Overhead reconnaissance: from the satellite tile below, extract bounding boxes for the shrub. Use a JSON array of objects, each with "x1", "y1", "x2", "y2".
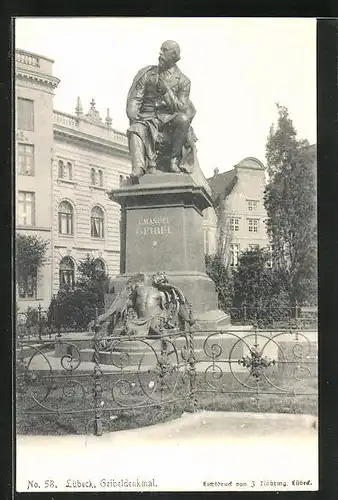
[
  {"x1": 205, "y1": 254, "x2": 233, "y2": 311},
  {"x1": 48, "y1": 256, "x2": 111, "y2": 331}
]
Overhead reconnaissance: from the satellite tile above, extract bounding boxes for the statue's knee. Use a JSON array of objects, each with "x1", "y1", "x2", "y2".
[{"x1": 176, "y1": 113, "x2": 190, "y2": 126}]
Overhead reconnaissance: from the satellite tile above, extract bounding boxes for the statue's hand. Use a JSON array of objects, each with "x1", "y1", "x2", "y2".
[{"x1": 129, "y1": 113, "x2": 139, "y2": 124}]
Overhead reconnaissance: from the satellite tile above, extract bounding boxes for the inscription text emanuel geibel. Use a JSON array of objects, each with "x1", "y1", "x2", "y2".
[{"x1": 136, "y1": 216, "x2": 172, "y2": 236}]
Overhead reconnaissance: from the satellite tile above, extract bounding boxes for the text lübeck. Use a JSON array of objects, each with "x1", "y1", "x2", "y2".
[{"x1": 65, "y1": 479, "x2": 96, "y2": 488}]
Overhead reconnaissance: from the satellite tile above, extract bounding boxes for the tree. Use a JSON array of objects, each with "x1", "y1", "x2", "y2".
[
  {"x1": 16, "y1": 234, "x2": 49, "y2": 298},
  {"x1": 205, "y1": 254, "x2": 234, "y2": 312},
  {"x1": 76, "y1": 256, "x2": 110, "y2": 304},
  {"x1": 232, "y1": 247, "x2": 291, "y2": 324},
  {"x1": 264, "y1": 104, "x2": 317, "y2": 306},
  {"x1": 48, "y1": 256, "x2": 111, "y2": 331}
]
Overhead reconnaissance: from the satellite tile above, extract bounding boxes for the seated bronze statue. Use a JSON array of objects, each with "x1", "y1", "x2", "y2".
[{"x1": 126, "y1": 40, "x2": 198, "y2": 179}]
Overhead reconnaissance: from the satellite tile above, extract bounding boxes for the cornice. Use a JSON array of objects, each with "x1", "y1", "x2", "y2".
[
  {"x1": 16, "y1": 68, "x2": 60, "y2": 89},
  {"x1": 53, "y1": 125, "x2": 130, "y2": 159}
]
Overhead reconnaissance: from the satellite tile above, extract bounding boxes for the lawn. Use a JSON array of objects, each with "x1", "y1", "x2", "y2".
[{"x1": 16, "y1": 359, "x2": 317, "y2": 436}]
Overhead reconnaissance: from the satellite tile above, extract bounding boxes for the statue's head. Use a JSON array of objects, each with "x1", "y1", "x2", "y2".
[
  {"x1": 158, "y1": 40, "x2": 181, "y2": 70},
  {"x1": 152, "y1": 271, "x2": 168, "y2": 287}
]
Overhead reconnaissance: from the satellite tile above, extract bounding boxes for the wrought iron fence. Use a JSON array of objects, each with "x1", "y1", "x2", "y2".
[
  {"x1": 16, "y1": 317, "x2": 318, "y2": 436},
  {"x1": 16, "y1": 303, "x2": 56, "y2": 340},
  {"x1": 229, "y1": 305, "x2": 318, "y2": 329}
]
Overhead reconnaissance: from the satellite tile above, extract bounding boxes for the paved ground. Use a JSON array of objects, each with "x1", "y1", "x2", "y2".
[{"x1": 17, "y1": 411, "x2": 318, "y2": 492}]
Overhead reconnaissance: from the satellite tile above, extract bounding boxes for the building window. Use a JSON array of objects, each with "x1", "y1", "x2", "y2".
[
  {"x1": 90, "y1": 167, "x2": 103, "y2": 186},
  {"x1": 58, "y1": 160, "x2": 73, "y2": 180},
  {"x1": 58, "y1": 160, "x2": 65, "y2": 178},
  {"x1": 91, "y1": 168, "x2": 96, "y2": 185},
  {"x1": 230, "y1": 244, "x2": 240, "y2": 267},
  {"x1": 17, "y1": 191, "x2": 35, "y2": 226},
  {"x1": 98, "y1": 170, "x2": 103, "y2": 186},
  {"x1": 59, "y1": 257, "x2": 75, "y2": 288},
  {"x1": 229, "y1": 218, "x2": 240, "y2": 231},
  {"x1": 18, "y1": 143, "x2": 34, "y2": 175},
  {"x1": 58, "y1": 201, "x2": 74, "y2": 235},
  {"x1": 17, "y1": 98, "x2": 34, "y2": 131},
  {"x1": 119, "y1": 175, "x2": 123, "y2": 187},
  {"x1": 247, "y1": 200, "x2": 258, "y2": 212},
  {"x1": 67, "y1": 162, "x2": 73, "y2": 180},
  {"x1": 91, "y1": 206, "x2": 104, "y2": 238},
  {"x1": 18, "y1": 272, "x2": 36, "y2": 299},
  {"x1": 94, "y1": 258, "x2": 106, "y2": 273},
  {"x1": 248, "y1": 218, "x2": 259, "y2": 233}
]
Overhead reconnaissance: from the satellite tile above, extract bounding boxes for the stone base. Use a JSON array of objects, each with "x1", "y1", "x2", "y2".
[
  {"x1": 53, "y1": 326, "x2": 255, "y2": 367},
  {"x1": 195, "y1": 309, "x2": 231, "y2": 330}
]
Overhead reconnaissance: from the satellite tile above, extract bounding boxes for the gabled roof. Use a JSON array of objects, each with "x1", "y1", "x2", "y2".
[{"x1": 207, "y1": 168, "x2": 237, "y2": 206}]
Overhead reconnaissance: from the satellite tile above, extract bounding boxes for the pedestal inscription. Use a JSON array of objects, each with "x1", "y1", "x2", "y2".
[{"x1": 136, "y1": 217, "x2": 172, "y2": 236}]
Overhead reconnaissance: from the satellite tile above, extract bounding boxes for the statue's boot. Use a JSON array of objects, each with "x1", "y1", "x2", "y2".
[{"x1": 169, "y1": 158, "x2": 181, "y2": 173}]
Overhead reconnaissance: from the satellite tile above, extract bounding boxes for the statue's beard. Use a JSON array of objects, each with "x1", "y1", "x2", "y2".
[{"x1": 158, "y1": 58, "x2": 175, "y2": 72}]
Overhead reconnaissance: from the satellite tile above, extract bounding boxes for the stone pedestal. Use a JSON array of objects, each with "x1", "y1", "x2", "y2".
[{"x1": 109, "y1": 173, "x2": 230, "y2": 328}]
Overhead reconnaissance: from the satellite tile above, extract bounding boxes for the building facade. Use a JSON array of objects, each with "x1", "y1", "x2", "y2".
[
  {"x1": 207, "y1": 157, "x2": 270, "y2": 266},
  {"x1": 15, "y1": 49, "x2": 131, "y2": 310},
  {"x1": 16, "y1": 50, "x2": 60, "y2": 310},
  {"x1": 52, "y1": 100, "x2": 130, "y2": 298}
]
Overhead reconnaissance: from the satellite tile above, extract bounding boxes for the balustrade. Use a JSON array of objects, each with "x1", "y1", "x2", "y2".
[{"x1": 16, "y1": 51, "x2": 40, "y2": 68}]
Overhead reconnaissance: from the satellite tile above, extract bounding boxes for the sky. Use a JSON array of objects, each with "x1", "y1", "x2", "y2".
[{"x1": 15, "y1": 17, "x2": 316, "y2": 179}]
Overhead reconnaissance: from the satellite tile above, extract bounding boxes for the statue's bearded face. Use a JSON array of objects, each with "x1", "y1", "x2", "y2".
[{"x1": 158, "y1": 41, "x2": 180, "y2": 69}]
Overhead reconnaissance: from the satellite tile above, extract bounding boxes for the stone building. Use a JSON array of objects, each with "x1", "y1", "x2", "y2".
[
  {"x1": 15, "y1": 49, "x2": 131, "y2": 310},
  {"x1": 52, "y1": 99, "x2": 130, "y2": 298},
  {"x1": 15, "y1": 50, "x2": 60, "y2": 310},
  {"x1": 206, "y1": 157, "x2": 270, "y2": 266}
]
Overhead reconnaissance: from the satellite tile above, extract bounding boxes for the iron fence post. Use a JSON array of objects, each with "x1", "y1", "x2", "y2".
[
  {"x1": 159, "y1": 337, "x2": 167, "y2": 406},
  {"x1": 38, "y1": 302, "x2": 42, "y2": 340},
  {"x1": 93, "y1": 308, "x2": 103, "y2": 436},
  {"x1": 17, "y1": 314, "x2": 27, "y2": 394},
  {"x1": 187, "y1": 315, "x2": 197, "y2": 413}
]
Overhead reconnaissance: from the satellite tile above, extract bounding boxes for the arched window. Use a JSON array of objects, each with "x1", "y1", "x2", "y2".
[
  {"x1": 91, "y1": 206, "x2": 104, "y2": 238},
  {"x1": 66, "y1": 162, "x2": 73, "y2": 180},
  {"x1": 58, "y1": 160, "x2": 65, "y2": 178},
  {"x1": 91, "y1": 168, "x2": 96, "y2": 185},
  {"x1": 98, "y1": 170, "x2": 103, "y2": 187},
  {"x1": 119, "y1": 175, "x2": 123, "y2": 187},
  {"x1": 94, "y1": 258, "x2": 106, "y2": 273},
  {"x1": 58, "y1": 201, "x2": 74, "y2": 235},
  {"x1": 59, "y1": 257, "x2": 75, "y2": 288}
]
